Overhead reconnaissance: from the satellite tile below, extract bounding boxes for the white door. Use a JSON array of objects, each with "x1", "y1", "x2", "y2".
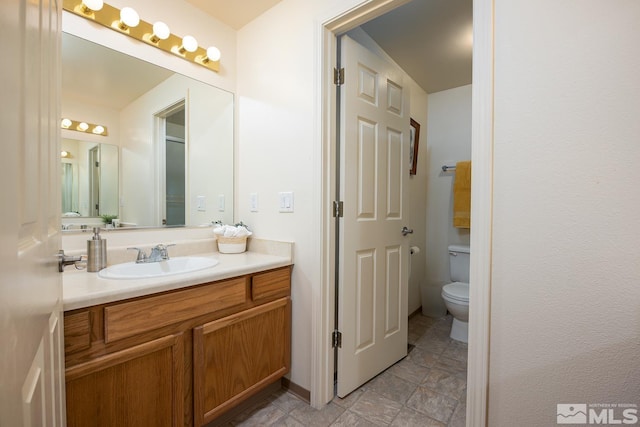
[
  {"x1": 337, "y1": 35, "x2": 410, "y2": 397},
  {"x1": 0, "y1": 0, "x2": 65, "y2": 426}
]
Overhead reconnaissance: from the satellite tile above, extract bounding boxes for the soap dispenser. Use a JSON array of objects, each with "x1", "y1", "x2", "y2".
[{"x1": 87, "y1": 227, "x2": 107, "y2": 272}]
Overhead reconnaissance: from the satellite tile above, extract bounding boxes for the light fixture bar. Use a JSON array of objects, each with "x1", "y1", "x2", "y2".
[
  {"x1": 63, "y1": 0, "x2": 220, "y2": 72},
  {"x1": 61, "y1": 118, "x2": 109, "y2": 136}
]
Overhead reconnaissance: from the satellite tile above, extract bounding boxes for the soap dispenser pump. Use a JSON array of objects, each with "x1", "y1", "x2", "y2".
[{"x1": 87, "y1": 227, "x2": 107, "y2": 272}]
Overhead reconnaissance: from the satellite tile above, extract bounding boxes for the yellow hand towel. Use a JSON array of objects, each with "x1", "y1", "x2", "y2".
[{"x1": 453, "y1": 161, "x2": 471, "y2": 229}]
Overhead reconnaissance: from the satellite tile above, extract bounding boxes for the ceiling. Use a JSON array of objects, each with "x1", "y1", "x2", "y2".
[
  {"x1": 187, "y1": 0, "x2": 472, "y2": 94},
  {"x1": 61, "y1": 0, "x2": 472, "y2": 109},
  {"x1": 184, "y1": 0, "x2": 284, "y2": 30},
  {"x1": 361, "y1": 0, "x2": 472, "y2": 94}
]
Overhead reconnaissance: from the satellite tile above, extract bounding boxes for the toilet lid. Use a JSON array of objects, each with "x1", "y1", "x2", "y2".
[{"x1": 442, "y1": 282, "x2": 469, "y2": 302}]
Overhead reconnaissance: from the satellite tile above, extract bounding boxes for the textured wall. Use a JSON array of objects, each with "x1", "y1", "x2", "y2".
[{"x1": 489, "y1": 0, "x2": 640, "y2": 424}]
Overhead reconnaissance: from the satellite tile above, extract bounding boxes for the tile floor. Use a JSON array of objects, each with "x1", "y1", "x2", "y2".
[{"x1": 222, "y1": 314, "x2": 467, "y2": 426}]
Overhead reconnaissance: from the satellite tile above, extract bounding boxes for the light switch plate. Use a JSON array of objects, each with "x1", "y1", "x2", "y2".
[
  {"x1": 278, "y1": 192, "x2": 294, "y2": 213},
  {"x1": 196, "y1": 196, "x2": 206, "y2": 212},
  {"x1": 218, "y1": 194, "x2": 225, "y2": 212},
  {"x1": 250, "y1": 193, "x2": 259, "y2": 212}
]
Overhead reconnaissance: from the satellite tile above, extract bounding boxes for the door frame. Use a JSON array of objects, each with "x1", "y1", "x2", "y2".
[{"x1": 313, "y1": 1, "x2": 494, "y2": 425}]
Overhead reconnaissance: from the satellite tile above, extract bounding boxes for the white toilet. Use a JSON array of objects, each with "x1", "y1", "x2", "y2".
[{"x1": 441, "y1": 244, "x2": 470, "y2": 343}]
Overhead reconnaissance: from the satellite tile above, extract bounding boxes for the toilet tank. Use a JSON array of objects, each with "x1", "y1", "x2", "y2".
[{"x1": 448, "y1": 244, "x2": 470, "y2": 283}]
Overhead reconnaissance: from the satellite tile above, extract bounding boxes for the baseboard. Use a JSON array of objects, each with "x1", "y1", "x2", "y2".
[
  {"x1": 204, "y1": 381, "x2": 282, "y2": 427},
  {"x1": 281, "y1": 377, "x2": 311, "y2": 403},
  {"x1": 409, "y1": 306, "x2": 423, "y2": 319}
]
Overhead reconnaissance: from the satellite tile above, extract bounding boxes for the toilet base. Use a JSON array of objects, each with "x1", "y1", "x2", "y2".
[{"x1": 450, "y1": 317, "x2": 468, "y2": 343}]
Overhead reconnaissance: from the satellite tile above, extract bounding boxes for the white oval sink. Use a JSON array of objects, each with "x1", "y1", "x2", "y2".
[{"x1": 98, "y1": 256, "x2": 218, "y2": 280}]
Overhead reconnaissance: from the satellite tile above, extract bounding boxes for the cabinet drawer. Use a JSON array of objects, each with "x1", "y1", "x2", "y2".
[
  {"x1": 104, "y1": 277, "x2": 247, "y2": 343},
  {"x1": 64, "y1": 311, "x2": 91, "y2": 354},
  {"x1": 251, "y1": 268, "x2": 290, "y2": 303}
]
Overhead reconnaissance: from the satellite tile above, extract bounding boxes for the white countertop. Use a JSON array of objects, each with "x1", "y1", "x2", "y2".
[{"x1": 63, "y1": 251, "x2": 292, "y2": 311}]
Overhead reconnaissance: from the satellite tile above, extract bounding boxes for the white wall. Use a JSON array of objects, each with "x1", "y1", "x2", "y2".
[
  {"x1": 236, "y1": 0, "x2": 373, "y2": 391},
  {"x1": 423, "y1": 85, "x2": 471, "y2": 317},
  {"x1": 489, "y1": 1, "x2": 640, "y2": 424}
]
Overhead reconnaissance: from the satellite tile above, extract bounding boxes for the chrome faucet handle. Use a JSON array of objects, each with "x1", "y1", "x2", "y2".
[
  {"x1": 127, "y1": 247, "x2": 148, "y2": 263},
  {"x1": 153, "y1": 243, "x2": 175, "y2": 260}
]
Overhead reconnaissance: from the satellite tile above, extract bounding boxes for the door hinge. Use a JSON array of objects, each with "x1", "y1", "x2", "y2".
[
  {"x1": 332, "y1": 201, "x2": 343, "y2": 218},
  {"x1": 332, "y1": 330, "x2": 342, "y2": 348},
  {"x1": 334, "y1": 67, "x2": 344, "y2": 85}
]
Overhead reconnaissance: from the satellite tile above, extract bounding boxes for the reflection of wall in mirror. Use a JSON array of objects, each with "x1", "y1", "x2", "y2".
[
  {"x1": 61, "y1": 138, "x2": 119, "y2": 218},
  {"x1": 119, "y1": 74, "x2": 233, "y2": 227}
]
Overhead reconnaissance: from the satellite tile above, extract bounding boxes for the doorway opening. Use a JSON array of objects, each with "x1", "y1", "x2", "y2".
[
  {"x1": 88, "y1": 145, "x2": 100, "y2": 217},
  {"x1": 316, "y1": 2, "x2": 492, "y2": 426},
  {"x1": 155, "y1": 101, "x2": 186, "y2": 226}
]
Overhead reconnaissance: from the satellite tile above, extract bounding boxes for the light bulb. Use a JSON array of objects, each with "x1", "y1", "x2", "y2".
[
  {"x1": 61, "y1": 151, "x2": 69, "y2": 158},
  {"x1": 181, "y1": 35, "x2": 198, "y2": 53},
  {"x1": 92, "y1": 125, "x2": 105, "y2": 135},
  {"x1": 82, "y1": 0, "x2": 103, "y2": 12},
  {"x1": 61, "y1": 118, "x2": 72, "y2": 129},
  {"x1": 205, "y1": 46, "x2": 221, "y2": 62},
  {"x1": 151, "y1": 21, "x2": 170, "y2": 42},
  {"x1": 78, "y1": 122, "x2": 89, "y2": 131},
  {"x1": 119, "y1": 7, "x2": 140, "y2": 29}
]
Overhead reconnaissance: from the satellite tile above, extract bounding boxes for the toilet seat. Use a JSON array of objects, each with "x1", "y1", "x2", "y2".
[{"x1": 442, "y1": 282, "x2": 469, "y2": 304}]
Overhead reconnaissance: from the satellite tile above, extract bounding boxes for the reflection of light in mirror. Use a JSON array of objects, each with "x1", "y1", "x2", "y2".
[{"x1": 60, "y1": 117, "x2": 109, "y2": 136}]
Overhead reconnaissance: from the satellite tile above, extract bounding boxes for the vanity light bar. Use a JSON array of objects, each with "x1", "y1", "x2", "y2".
[
  {"x1": 63, "y1": 0, "x2": 220, "y2": 72},
  {"x1": 61, "y1": 118, "x2": 109, "y2": 136}
]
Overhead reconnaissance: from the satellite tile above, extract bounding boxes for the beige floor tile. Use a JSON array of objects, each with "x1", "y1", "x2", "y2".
[
  {"x1": 331, "y1": 410, "x2": 380, "y2": 426},
  {"x1": 422, "y1": 368, "x2": 467, "y2": 400},
  {"x1": 386, "y1": 357, "x2": 430, "y2": 384},
  {"x1": 390, "y1": 406, "x2": 446, "y2": 427},
  {"x1": 288, "y1": 401, "x2": 344, "y2": 426},
  {"x1": 349, "y1": 390, "x2": 403, "y2": 425},
  {"x1": 406, "y1": 386, "x2": 458, "y2": 424},
  {"x1": 367, "y1": 371, "x2": 418, "y2": 404}
]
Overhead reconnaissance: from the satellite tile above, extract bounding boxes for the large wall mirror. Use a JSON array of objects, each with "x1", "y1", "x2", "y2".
[{"x1": 61, "y1": 32, "x2": 234, "y2": 229}]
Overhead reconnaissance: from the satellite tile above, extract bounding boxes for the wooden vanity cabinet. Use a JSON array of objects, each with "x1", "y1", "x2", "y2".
[
  {"x1": 65, "y1": 333, "x2": 184, "y2": 427},
  {"x1": 63, "y1": 266, "x2": 292, "y2": 427}
]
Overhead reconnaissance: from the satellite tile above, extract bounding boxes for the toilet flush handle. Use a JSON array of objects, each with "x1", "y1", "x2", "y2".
[{"x1": 401, "y1": 226, "x2": 413, "y2": 236}]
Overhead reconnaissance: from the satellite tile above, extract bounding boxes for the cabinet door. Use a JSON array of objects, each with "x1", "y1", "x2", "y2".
[
  {"x1": 193, "y1": 297, "x2": 291, "y2": 426},
  {"x1": 65, "y1": 333, "x2": 184, "y2": 427}
]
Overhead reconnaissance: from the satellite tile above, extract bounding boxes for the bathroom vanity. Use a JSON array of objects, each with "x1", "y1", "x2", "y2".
[{"x1": 62, "y1": 248, "x2": 292, "y2": 427}]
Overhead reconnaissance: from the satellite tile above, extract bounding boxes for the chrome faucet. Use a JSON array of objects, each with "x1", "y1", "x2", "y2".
[{"x1": 128, "y1": 244, "x2": 175, "y2": 263}]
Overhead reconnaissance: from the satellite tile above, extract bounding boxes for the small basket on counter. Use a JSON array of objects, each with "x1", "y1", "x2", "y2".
[{"x1": 213, "y1": 222, "x2": 252, "y2": 254}]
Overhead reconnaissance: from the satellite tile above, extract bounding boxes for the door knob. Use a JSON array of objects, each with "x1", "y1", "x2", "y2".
[{"x1": 401, "y1": 226, "x2": 413, "y2": 236}]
